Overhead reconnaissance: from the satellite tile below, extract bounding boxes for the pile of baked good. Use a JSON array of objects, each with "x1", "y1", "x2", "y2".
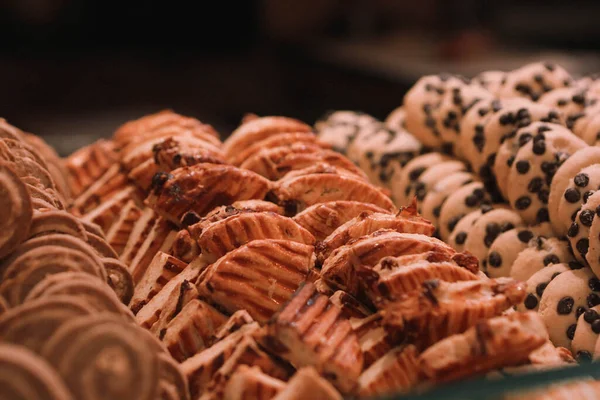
[{"x1": 0, "y1": 60, "x2": 599, "y2": 398}]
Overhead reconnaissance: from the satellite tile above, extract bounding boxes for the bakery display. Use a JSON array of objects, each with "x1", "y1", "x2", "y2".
[{"x1": 1, "y1": 61, "x2": 600, "y2": 399}]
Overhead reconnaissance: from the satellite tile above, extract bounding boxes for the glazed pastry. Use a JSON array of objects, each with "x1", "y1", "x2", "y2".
[{"x1": 272, "y1": 367, "x2": 342, "y2": 400}]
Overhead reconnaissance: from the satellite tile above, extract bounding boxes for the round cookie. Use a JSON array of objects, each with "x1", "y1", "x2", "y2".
[
  {"x1": 421, "y1": 171, "x2": 475, "y2": 229},
  {"x1": 538, "y1": 268, "x2": 598, "y2": 349},
  {"x1": 391, "y1": 152, "x2": 449, "y2": 206},
  {"x1": 404, "y1": 160, "x2": 467, "y2": 208},
  {"x1": 571, "y1": 305, "x2": 600, "y2": 362},
  {"x1": 438, "y1": 181, "x2": 492, "y2": 241},
  {"x1": 476, "y1": 100, "x2": 563, "y2": 200},
  {"x1": 447, "y1": 208, "x2": 483, "y2": 252},
  {"x1": 463, "y1": 208, "x2": 525, "y2": 264},
  {"x1": 484, "y1": 224, "x2": 553, "y2": 279},
  {"x1": 556, "y1": 163, "x2": 600, "y2": 238},
  {"x1": 568, "y1": 191, "x2": 600, "y2": 265},
  {"x1": 586, "y1": 209, "x2": 600, "y2": 278},
  {"x1": 315, "y1": 110, "x2": 379, "y2": 154},
  {"x1": 473, "y1": 70, "x2": 507, "y2": 97},
  {"x1": 499, "y1": 62, "x2": 573, "y2": 101},
  {"x1": 403, "y1": 74, "x2": 469, "y2": 148},
  {"x1": 569, "y1": 102, "x2": 600, "y2": 145},
  {"x1": 539, "y1": 87, "x2": 597, "y2": 126},
  {"x1": 385, "y1": 106, "x2": 406, "y2": 131},
  {"x1": 510, "y1": 236, "x2": 577, "y2": 282},
  {"x1": 549, "y1": 147, "x2": 600, "y2": 236},
  {"x1": 517, "y1": 263, "x2": 570, "y2": 313},
  {"x1": 436, "y1": 84, "x2": 492, "y2": 155},
  {"x1": 507, "y1": 124, "x2": 587, "y2": 224}
]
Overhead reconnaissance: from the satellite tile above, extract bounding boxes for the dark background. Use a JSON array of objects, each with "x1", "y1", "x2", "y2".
[{"x1": 2, "y1": 0, "x2": 600, "y2": 154}]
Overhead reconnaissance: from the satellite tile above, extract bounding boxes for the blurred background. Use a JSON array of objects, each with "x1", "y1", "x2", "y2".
[{"x1": 2, "y1": 0, "x2": 600, "y2": 154}]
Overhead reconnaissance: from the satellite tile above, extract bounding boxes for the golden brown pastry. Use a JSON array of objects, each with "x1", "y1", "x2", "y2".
[
  {"x1": 65, "y1": 139, "x2": 118, "y2": 198},
  {"x1": 0, "y1": 162, "x2": 33, "y2": 258}
]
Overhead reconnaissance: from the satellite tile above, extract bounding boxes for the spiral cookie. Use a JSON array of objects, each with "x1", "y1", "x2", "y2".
[
  {"x1": 549, "y1": 147, "x2": 600, "y2": 236},
  {"x1": 0, "y1": 296, "x2": 94, "y2": 353},
  {"x1": 517, "y1": 263, "x2": 570, "y2": 313},
  {"x1": 499, "y1": 62, "x2": 573, "y2": 101},
  {"x1": 391, "y1": 153, "x2": 450, "y2": 205},
  {"x1": 510, "y1": 237, "x2": 577, "y2": 282},
  {"x1": 42, "y1": 316, "x2": 160, "y2": 400},
  {"x1": 438, "y1": 182, "x2": 492, "y2": 240},
  {"x1": 403, "y1": 74, "x2": 468, "y2": 148},
  {"x1": 506, "y1": 123, "x2": 586, "y2": 224},
  {"x1": 102, "y1": 258, "x2": 134, "y2": 305},
  {"x1": 0, "y1": 343, "x2": 74, "y2": 400},
  {"x1": 463, "y1": 208, "x2": 525, "y2": 263},
  {"x1": 538, "y1": 268, "x2": 598, "y2": 349},
  {"x1": 28, "y1": 211, "x2": 87, "y2": 240},
  {"x1": 484, "y1": 225, "x2": 552, "y2": 279},
  {"x1": 421, "y1": 171, "x2": 475, "y2": 229},
  {"x1": 0, "y1": 162, "x2": 33, "y2": 258},
  {"x1": 158, "y1": 353, "x2": 190, "y2": 400},
  {"x1": 571, "y1": 305, "x2": 600, "y2": 362},
  {"x1": 315, "y1": 111, "x2": 379, "y2": 154},
  {"x1": 568, "y1": 191, "x2": 600, "y2": 265}
]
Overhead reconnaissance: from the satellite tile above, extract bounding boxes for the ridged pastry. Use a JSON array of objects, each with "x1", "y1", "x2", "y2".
[
  {"x1": 293, "y1": 201, "x2": 389, "y2": 240},
  {"x1": 223, "y1": 365, "x2": 286, "y2": 400},
  {"x1": 146, "y1": 163, "x2": 271, "y2": 225},
  {"x1": 272, "y1": 367, "x2": 342, "y2": 400},
  {"x1": 80, "y1": 186, "x2": 141, "y2": 233},
  {"x1": 197, "y1": 239, "x2": 314, "y2": 322},
  {"x1": 104, "y1": 200, "x2": 143, "y2": 255},
  {"x1": 97, "y1": 257, "x2": 134, "y2": 305},
  {"x1": 193, "y1": 211, "x2": 315, "y2": 264},
  {"x1": 71, "y1": 165, "x2": 130, "y2": 215},
  {"x1": 321, "y1": 230, "x2": 475, "y2": 295},
  {"x1": 65, "y1": 139, "x2": 118, "y2": 197},
  {"x1": 149, "y1": 278, "x2": 199, "y2": 337},
  {"x1": 351, "y1": 313, "x2": 391, "y2": 368},
  {"x1": 356, "y1": 345, "x2": 420, "y2": 397},
  {"x1": 161, "y1": 299, "x2": 228, "y2": 362},
  {"x1": 0, "y1": 162, "x2": 33, "y2": 258},
  {"x1": 257, "y1": 282, "x2": 363, "y2": 393},
  {"x1": 382, "y1": 278, "x2": 526, "y2": 349},
  {"x1": 418, "y1": 312, "x2": 548, "y2": 383},
  {"x1": 272, "y1": 173, "x2": 395, "y2": 214},
  {"x1": 0, "y1": 343, "x2": 74, "y2": 400},
  {"x1": 28, "y1": 210, "x2": 87, "y2": 240},
  {"x1": 329, "y1": 290, "x2": 372, "y2": 320},
  {"x1": 316, "y1": 203, "x2": 435, "y2": 262},
  {"x1": 127, "y1": 218, "x2": 177, "y2": 283},
  {"x1": 211, "y1": 309, "x2": 255, "y2": 344}
]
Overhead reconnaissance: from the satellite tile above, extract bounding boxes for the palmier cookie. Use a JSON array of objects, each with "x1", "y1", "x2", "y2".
[
  {"x1": 556, "y1": 164, "x2": 600, "y2": 238},
  {"x1": 568, "y1": 191, "x2": 600, "y2": 265},
  {"x1": 571, "y1": 304, "x2": 600, "y2": 362},
  {"x1": 549, "y1": 147, "x2": 600, "y2": 236},
  {"x1": 403, "y1": 74, "x2": 468, "y2": 148},
  {"x1": 499, "y1": 62, "x2": 573, "y2": 101},
  {"x1": 390, "y1": 153, "x2": 449, "y2": 206},
  {"x1": 404, "y1": 160, "x2": 467, "y2": 209},
  {"x1": 517, "y1": 263, "x2": 570, "y2": 313},
  {"x1": 463, "y1": 208, "x2": 525, "y2": 264},
  {"x1": 538, "y1": 268, "x2": 598, "y2": 349},
  {"x1": 438, "y1": 181, "x2": 492, "y2": 241},
  {"x1": 510, "y1": 237, "x2": 577, "y2": 283},
  {"x1": 315, "y1": 111, "x2": 379, "y2": 154},
  {"x1": 0, "y1": 162, "x2": 33, "y2": 258},
  {"x1": 507, "y1": 123, "x2": 586, "y2": 224},
  {"x1": 436, "y1": 83, "x2": 492, "y2": 155},
  {"x1": 447, "y1": 208, "x2": 483, "y2": 252},
  {"x1": 421, "y1": 171, "x2": 475, "y2": 230},
  {"x1": 484, "y1": 225, "x2": 552, "y2": 279},
  {"x1": 476, "y1": 100, "x2": 562, "y2": 200}
]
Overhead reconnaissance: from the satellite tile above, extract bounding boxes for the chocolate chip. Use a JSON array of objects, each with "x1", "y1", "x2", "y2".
[
  {"x1": 465, "y1": 195, "x2": 478, "y2": 207},
  {"x1": 515, "y1": 160, "x2": 530, "y2": 174},
  {"x1": 536, "y1": 208, "x2": 550, "y2": 223},
  {"x1": 564, "y1": 188, "x2": 581, "y2": 203},
  {"x1": 577, "y1": 351, "x2": 593, "y2": 363},
  {"x1": 506, "y1": 155, "x2": 515, "y2": 167},
  {"x1": 543, "y1": 254, "x2": 560, "y2": 266},
  {"x1": 524, "y1": 293, "x2": 539, "y2": 310},
  {"x1": 451, "y1": 231, "x2": 467, "y2": 247},
  {"x1": 515, "y1": 196, "x2": 531, "y2": 210},
  {"x1": 566, "y1": 324, "x2": 577, "y2": 340},
  {"x1": 575, "y1": 173, "x2": 590, "y2": 187},
  {"x1": 588, "y1": 293, "x2": 600, "y2": 308},
  {"x1": 538, "y1": 189, "x2": 549, "y2": 204},
  {"x1": 585, "y1": 309, "x2": 599, "y2": 323},
  {"x1": 577, "y1": 238, "x2": 590, "y2": 255},
  {"x1": 536, "y1": 282, "x2": 547, "y2": 297},
  {"x1": 528, "y1": 177, "x2": 543, "y2": 193},
  {"x1": 569, "y1": 261, "x2": 585, "y2": 270},
  {"x1": 551, "y1": 272, "x2": 562, "y2": 280},
  {"x1": 433, "y1": 206, "x2": 441, "y2": 218},
  {"x1": 577, "y1": 306, "x2": 587, "y2": 318},
  {"x1": 557, "y1": 296, "x2": 574, "y2": 314},
  {"x1": 532, "y1": 140, "x2": 546, "y2": 155},
  {"x1": 544, "y1": 62, "x2": 555, "y2": 71},
  {"x1": 488, "y1": 251, "x2": 502, "y2": 267},
  {"x1": 500, "y1": 222, "x2": 514, "y2": 232},
  {"x1": 518, "y1": 230, "x2": 534, "y2": 243},
  {"x1": 583, "y1": 190, "x2": 594, "y2": 203},
  {"x1": 473, "y1": 134, "x2": 485, "y2": 152},
  {"x1": 447, "y1": 214, "x2": 464, "y2": 232},
  {"x1": 568, "y1": 222, "x2": 580, "y2": 237},
  {"x1": 589, "y1": 278, "x2": 600, "y2": 292},
  {"x1": 480, "y1": 203, "x2": 493, "y2": 214},
  {"x1": 593, "y1": 319, "x2": 600, "y2": 334},
  {"x1": 518, "y1": 133, "x2": 532, "y2": 147},
  {"x1": 580, "y1": 209, "x2": 596, "y2": 227}
]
